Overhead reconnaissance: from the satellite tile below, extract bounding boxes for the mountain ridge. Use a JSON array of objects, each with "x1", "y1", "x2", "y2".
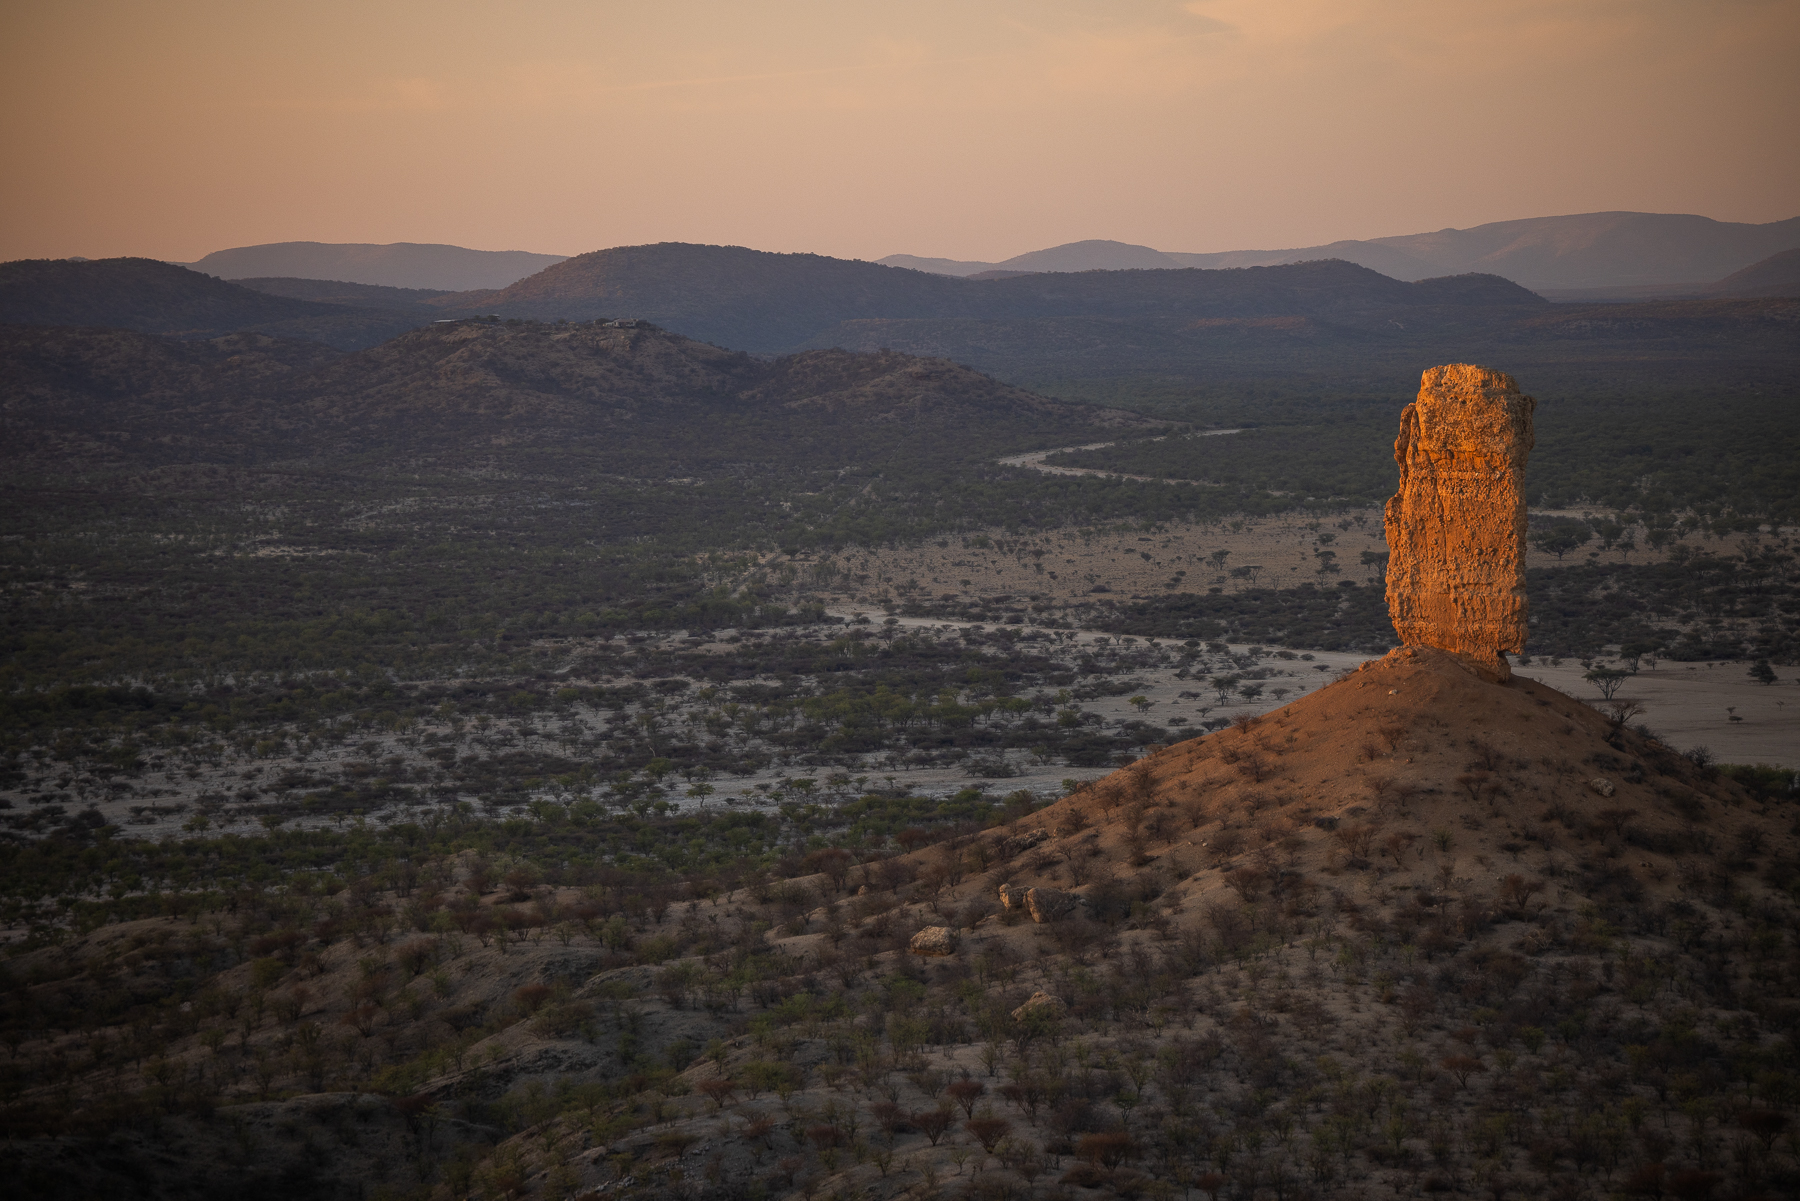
[
  {"x1": 183, "y1": 240, "x2": 567, "y2": 291},
  {"x1": 437, "y1": 245, "x2": 1547, "y2": 353},
  {"x1": 882, "y1": 211, "x2": 1800, "y2": 290}
]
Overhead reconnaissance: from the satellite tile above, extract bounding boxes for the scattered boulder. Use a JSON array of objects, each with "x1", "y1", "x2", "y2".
[
  {"x1": 908, "y1": 926, "x2": 958, "y2": 956},
  {"x1": 1588, "y1": 778, "x2": 1616, "y2": 798},
  {"x1": 997, "y1": 828, "x2": 1051, "y2": 859},
  {"x1": 1012, "y1": 991, "x2": 1067, "y2": 1022},
  {"x1": 1024, "y1": 887, "x2": 1085, "y2": 924},
  {"x1": 997, "y1": 883, "x2": 1029, "y2": 911},
  {"x1": 1384, "y1": 364, "x2": 1535, "y2": 679}
]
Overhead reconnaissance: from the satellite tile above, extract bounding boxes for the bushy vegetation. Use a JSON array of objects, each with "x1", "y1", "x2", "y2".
[
  {"x1": 1, "y1": 623, "x2": 1228, "y2": 839},
  {"x1": 1526, "y1": 542, "x2": 1800, "y2": 662},
  {"x1": 1046, "y1": 391, "x2": 1800, "y2": 528}
]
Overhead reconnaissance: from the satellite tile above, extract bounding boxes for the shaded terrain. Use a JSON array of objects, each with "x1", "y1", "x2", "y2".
[
  {"x1": 6, "y1": 648, "x2": 1799, "y2": 1199},
  {"x1": 188, "y1": 241, "x2": 567, "y2": 292},
  {"x1": 441, "y1": 250, "x2": 1548, "y2": 355},
  {"x1": 0, "y1": 258, "x2": 444, "y2": 350}
]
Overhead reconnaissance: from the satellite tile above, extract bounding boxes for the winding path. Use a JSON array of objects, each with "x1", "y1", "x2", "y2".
[{"x1": 997, "y1": 428, "x2": 1243, "y2": 483}]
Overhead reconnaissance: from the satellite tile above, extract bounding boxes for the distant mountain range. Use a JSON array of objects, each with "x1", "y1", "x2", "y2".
[
  {"x1": 881, "y1": 212, "x2": 1800, "y2": 291},
  {"x1": 6, "y1": 234, "x2": 1795, "y2": 389},
  {"x1": 882, "y1": 240, "x2": 1186, "y2": 278},
  {"x1": 180, "y1": 242, "x2": 566, "y2": 291},
  {"x1": 428, "y1": 244, "x2": 1547, "y2": 353},
  {"x1": 164, "y1": 211, "x2": 1800, "y2": 297},
  {"x1": 10, "y1": 250, "x2": 1556, "y2": 356},
  {"x1": 141, "y1": 209, "x2": 1800, "y2": 309}
]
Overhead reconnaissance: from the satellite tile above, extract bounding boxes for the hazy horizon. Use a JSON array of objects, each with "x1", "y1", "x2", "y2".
[
  {"x1": 4, "y1": 1, "x2": 1797, "y2": 264},
  {"x1": 153, "y1": 212, "x2": 1800, "y2": 273}
]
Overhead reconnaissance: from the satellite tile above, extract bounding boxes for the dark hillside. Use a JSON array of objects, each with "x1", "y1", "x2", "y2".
[
  {"x1": 0, "y1": 318, "x2": 1150, "y2": 474},
  {"x1": 801, "y1": 296, "x2": 1800, "y2": 391},
  {"x1": 233, "y1": 276, "x2": 455, "y2": 307},
  {"x1": 187, "y1": 239, "x2": 566, "y2": 291},
  {"x1": 435, "y1": 242, "x2": 976, "y2": 350},
  {"x1": 0, "y1": 258, "x2": 436, "y2": 350},
  {"x1": 0, "y1": 258, "x2": 343, "y2": 335},
  {"x1": 274, "y1": 321, "x2": 1155, "y2": 467},
  {"x1": 435, "y1": 244, "x2": 1547, "y2": 352},
  {"x1": 1704, "y1": 248, "x2": 1800, "y2": 298},
  {"x1": 0, "y1": 327, "x2": 341, "y2": 468}
]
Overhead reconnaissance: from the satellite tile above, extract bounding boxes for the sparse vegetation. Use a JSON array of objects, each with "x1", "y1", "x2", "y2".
[{"x1": 5, "y1": 645, "x2": 1797, "y2": 1200}]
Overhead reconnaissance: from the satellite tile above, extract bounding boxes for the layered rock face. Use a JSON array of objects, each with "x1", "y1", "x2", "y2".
[{"x1": 1383, "y1": 364, "x2": 1535, "y2": 676}]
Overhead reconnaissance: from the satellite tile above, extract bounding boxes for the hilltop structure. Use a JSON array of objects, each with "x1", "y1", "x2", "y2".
[{"x1": 1383, "y1": 363, "x2": 1535, "y2": 678}]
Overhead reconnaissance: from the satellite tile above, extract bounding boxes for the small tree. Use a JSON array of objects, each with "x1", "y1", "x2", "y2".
[
  {"x1": 1440, "y1": 1055, "x2": 1487, "y2": 1088},
  {"x1": 1533, "y1": 520, "x2": 1593, "y2": 560},
  {"x1": 697, "y1": 1077, "x2": 737, "y2": 1111},
  {"x1": 1078, "y1": 1131, "x2": 1136, "y2": 1168},
  {"x1": 1619, "y1": 641, "x2": 1660, "y2": 673},
  {"x1": 914, "y1": 1107, "x2": 954, "y2": 1145},
  {"x1": 947, "y1": 1078, "x2": 987, "y2": 1117},
  {"x1": 966, "y1": 1116, "x2": 1013, "y2": 1154},
  {"x1": 1584, "y1": 668, "x2": 1631, "y2": 701}
]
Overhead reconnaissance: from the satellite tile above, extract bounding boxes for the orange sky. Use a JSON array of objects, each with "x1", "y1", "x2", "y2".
[{"x1": 3, "y1": 0, "x2": 1796, "y2": 263}]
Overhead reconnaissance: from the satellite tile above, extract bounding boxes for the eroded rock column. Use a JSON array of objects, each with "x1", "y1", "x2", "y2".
[{"x1": 1383, "y1": 364, "x2": 1535, "y2": 677}]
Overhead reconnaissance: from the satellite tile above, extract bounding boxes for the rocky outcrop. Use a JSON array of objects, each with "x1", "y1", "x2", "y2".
[
  {"x1": 1384, "y1": 364, "x2": 1535, "y2": 678},
  {"x1": 1012, "y1": 991, "x2": 1067, "y2": 1022},
  {"x1": 908, "y1": 926, "x2": 958, "y2": 956},
  {"x1": 997, "y1": 884, "x2": 1089, "y2": 922},
  {"x1": 1024, "y1": 888, "x2": 1085, "y2": 924},
  {"x1": 996, "y1": 829, "x2": 1051, "y2": 860}
]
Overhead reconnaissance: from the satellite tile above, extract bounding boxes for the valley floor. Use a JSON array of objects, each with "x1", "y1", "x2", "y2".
[{"x1": 6, "y1": 617, "x2": 1791, "y2": 851}]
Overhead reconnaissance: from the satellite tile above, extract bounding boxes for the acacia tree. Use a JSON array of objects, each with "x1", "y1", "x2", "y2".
[
  {"x1": 1533, "y1": 520, "x2": 1593, "y2": 560},
  {"x1": 1584, "y1": 668, "x2": 1631, "y2": 701}
]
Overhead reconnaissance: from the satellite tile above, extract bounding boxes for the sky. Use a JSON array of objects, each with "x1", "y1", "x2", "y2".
[{"x1": 3, "y1": 0, "x2": 1797, "y2": 263}]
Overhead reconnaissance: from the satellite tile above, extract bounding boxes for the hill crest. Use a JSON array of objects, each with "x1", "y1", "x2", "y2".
[
  {"x1": 442, "y1": 244, "x2": 1545, "y2": 353},
  {"x1": 184, "y1": 240, "x2": 567, "y2": 291}
]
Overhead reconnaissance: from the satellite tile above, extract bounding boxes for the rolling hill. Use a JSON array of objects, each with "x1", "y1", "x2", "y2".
[
  {"x1": 0, "y1": 258, "x2": 438, "y2": 350},
  {"x1": 230, "y1": 276, "x2": 455, "y2": 307},
  {"x1": 881, "y1": 239, "x2": 1187, "y2": 276},
  {"x1": 0, "y1": 316, "x2": 1151, "y2": 476},
  {"x1": 439, "y1": 244, "x2": 1547, "y2": 353},
  {"x1": 885, "y1": 212, "x2": 1800, "y2": 290},
  {"x1": 0, "y1": 258, "x2": 345, "y2": 336},
  {"x1": 8, "y1": 248, "x2": 1794, "y2": 395},
  {"x1": 183, "y1": 240, "x2": 567, "y2": 291},
  {"x1": 1165, "y1": 210, "x2": 1800, "y2": 289},
  {"x1": 1703, "y1": 247, "x2": 1800, "y2": 299}
]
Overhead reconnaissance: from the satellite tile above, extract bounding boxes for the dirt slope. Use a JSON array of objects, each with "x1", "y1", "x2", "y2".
[
  {"x1": 8, "y1": 648, "x2": 1794, "y2": 1200},
  {"x1": 443, "y1": 647, "x2": 1797, "y2": 1200}
]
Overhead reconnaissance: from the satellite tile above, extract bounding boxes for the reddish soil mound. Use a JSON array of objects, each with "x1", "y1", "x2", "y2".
[{"x1": 992, "y1": 644, "x2": 1777, "y2": 920}]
